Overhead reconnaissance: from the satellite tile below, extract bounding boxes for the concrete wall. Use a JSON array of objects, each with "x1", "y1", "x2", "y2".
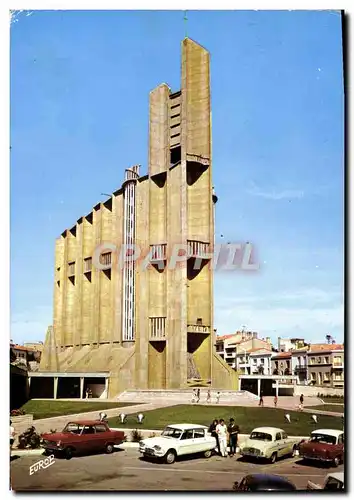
[{"x1": 294, "y1": 385, "x2": 344, "y2": 397}]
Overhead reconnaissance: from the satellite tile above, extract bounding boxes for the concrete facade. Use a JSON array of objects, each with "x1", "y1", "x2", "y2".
[{"x1": 39, "y1": 38, "x2": 238, "y2": 397}]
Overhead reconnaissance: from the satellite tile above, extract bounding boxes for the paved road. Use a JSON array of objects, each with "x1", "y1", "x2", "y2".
[{"x1": 10, "y1": 447, "x2": 341, "y2": 491}]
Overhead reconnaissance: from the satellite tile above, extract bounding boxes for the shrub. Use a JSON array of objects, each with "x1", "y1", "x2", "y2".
[
  {"x1": 10, "y1": 409, "x2": 26, "y2": 416},
  {"x1": 131, "y1": 429, "x2": 143, "y2": 442}
]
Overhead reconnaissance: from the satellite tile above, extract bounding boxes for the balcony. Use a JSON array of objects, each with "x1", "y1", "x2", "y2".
[
  {"x1": 149, "y1": 317, "x2": 166, "y2": 341},
  {"x1": 294, "y1": 365, "x2": 307, "y2": 373},
  {"x1": 150, "y1": 244, "x2": 167, "y2": 264},
  {"x1": 187, "y1": 240, "x2": 211, "y2": 260},
  {"x1": 187, "y1": 324, "x2": 211, "y2": 335}
]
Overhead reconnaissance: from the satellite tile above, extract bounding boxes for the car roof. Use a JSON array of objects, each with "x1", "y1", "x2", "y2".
[
  {"x1": 245, "y1": 474, "x2": 296, "y2": 490},
  {"x1": 326, "y1": 472, "x2": 344, "y2": 483},
  {"x1": 311, "y1": 429, "x2": 343, "y2": 437},
  {"x1": 66, "y1": 420, "x2": 105, "y2": 426},
  {"x1": 166, "y1": 424, "x2": 208, "y2": 430},
  {"x1": 251, "y1": 427, "x2": 284, "y2": 434}
]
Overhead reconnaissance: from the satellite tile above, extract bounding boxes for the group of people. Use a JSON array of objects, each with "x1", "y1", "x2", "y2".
[
  {"x1": 192, "y1": 389, "x2": 221, "y2": 404},
  {"x1": 258, "y1": 393, "x2": 305, "y2": 409},
  {"x1": 208, "y1": 418, "x2": 240, "y2": 457}
]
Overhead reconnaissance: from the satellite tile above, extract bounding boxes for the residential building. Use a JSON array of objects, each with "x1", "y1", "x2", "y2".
[
  {"x1": 291, "y1": 347, "x2": 309, "y2": 384},
  {"x1": 24, "y1": 342, "x2": 44, "y2": 352},
  {"x1": 249, "y1": 349, "x2": 273, "y2": 375},
  {"x1": 215, "y1": 332, "x2": 272, "y2": 372},
  {"x1": 271, "y1": 352, "x2": 292, "y2": 375},
  {"x1": 35, "y1": 38, "x2": 238, "y2": 398},
  {"x1": 278, "y1": 337, "x2": 306, "y2": 352},
  {"x1": 307, "y1": 344, "x2": 344, "y2": 388},
  {"x1": 10, "y1": 343, "x2": 42, "y2": 371}
]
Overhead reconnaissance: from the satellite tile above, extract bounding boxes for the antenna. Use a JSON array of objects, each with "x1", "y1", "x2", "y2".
[{"x1": 184, "y1": 10, "x2": 188, "y2": 37}]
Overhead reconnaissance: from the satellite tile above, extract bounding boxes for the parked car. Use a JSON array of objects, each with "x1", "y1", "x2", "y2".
[
  {"x1": 139, "y1": 423, "x2": 217, "y2": 464},
  {"x1": 41, "y1": 420, "x2": 125, "y2": 459},
  {"x1": 307, "y1": 472, "x2": 344, "y2": 490},
  {"x1": 240, "y1": 427, "x2": 301, "y2": 463},
  {"x1": 233, "y1": 474, "x2": 296, "y2": 491},
  {"x1": 299, "y1": 429, "x2": 344, "y2": 467}
]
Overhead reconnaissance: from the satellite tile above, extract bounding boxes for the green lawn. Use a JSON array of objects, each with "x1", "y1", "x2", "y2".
[
  {"x1": 321, "y1": 397, "x2": 344, "y2": 404},
  {"x1": 306, "y1": 404, "x2": 344, "y2": 412},
  {"x1": 107, "y1": 404, "x2": 343, "y2": 436},
  {"x1": 20, "y1": 400, "x2": 136, "y2": 420}
]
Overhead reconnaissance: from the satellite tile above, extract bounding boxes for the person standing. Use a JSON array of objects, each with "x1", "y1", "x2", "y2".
[
  {"x1": 274, "y1": 395, "x2": 278, "y2": 407},
  {"x1": 299, "y1": 394, "x2": 304, "y2": 411},
  {"x1": 10, "y1": 420, "x2": 15, "y2": 450},
  {"x1": 216, "y1": 391, "x2": 221, "y2": 404},
  {"x1": 206, "y1": 389, "x2": 211, "y2": 404},
  {"x1": 216, "y1": 419, "x2": 228, "y2": 457},
  {"x1": 208, "y1": 419, "x2": 220, "y2": 455},
  {"x1": 196, "y1": 388, "x2": 200, "y2": 403},
  {"x1": 259, "y1": 393, "x2": 264, "y2": 407},
  {"x1": 227, "y1": 418, "x2": 238, "y2": 457}
]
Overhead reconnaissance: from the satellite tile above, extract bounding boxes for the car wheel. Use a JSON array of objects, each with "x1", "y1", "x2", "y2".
[
  {"x1": 333, "y1": 456, "x2": 340, "y2": 467},
  {"x1": 204, "y1": 450, "x2": 212, "y2": 458},
  {"x1": 65, "y1": 447, "x2": 74, "y2": 460},
  {"x1": 165, "y1": 449, "x2": 176, "y2": 464},
  {"x1": 105, "y1": 443, "x2": 114, "y2": 454},
  {"x1": 270, "y1": 452, "x2": 277, "y2": 464}
]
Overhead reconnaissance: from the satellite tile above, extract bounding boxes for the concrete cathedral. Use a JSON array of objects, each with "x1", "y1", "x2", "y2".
[{"x1": 38, "y1": 38, "x2": 237, "y2": 398}]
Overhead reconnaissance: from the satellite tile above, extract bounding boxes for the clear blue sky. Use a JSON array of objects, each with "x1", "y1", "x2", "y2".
[{"x1": 10, "y1": 10, "x2": 344, "y2": 345}]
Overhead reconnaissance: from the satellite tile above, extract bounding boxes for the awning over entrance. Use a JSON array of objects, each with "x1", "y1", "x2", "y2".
[
  {"x1": 27, "y1": 372, "x2": 110, "y2": 399},
  {"x1": 239, "y1": 375, "x2": 297, "y2": 397}
]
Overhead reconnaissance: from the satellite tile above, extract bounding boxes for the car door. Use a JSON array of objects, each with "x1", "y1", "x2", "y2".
[
  {"x1": 80, "y1": 425, "x2": 98, "y2": 453},
  {"x1": 193, "y1": 428, "x2": 207, "y2": 453},
  {"x1": 281, "y1": 431, "x2": 291, "y2": 455},
  {"x1": 94, "y1": 424, "x2": 109, "y2": 450},
  {"x1": 178, "y1": 430, "x2": 195, "y2": 455},
  {"x1": 275, "y1": 432, "x2": 285, "y2": 457},
  {"x1": 337, "y1": 433, "x2": 344, "y2": 460}
]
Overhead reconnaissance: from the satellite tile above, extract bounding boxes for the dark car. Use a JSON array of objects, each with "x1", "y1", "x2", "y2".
[
  {"x1": 41, "y1": 420, "x2": 125, "y2": 459},
  {"x1": 233, "y1": 474, "x2": 297, "y2": 492}
]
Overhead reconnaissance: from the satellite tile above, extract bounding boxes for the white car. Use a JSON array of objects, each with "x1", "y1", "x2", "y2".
[
  {"x1": 307, "y1": 472, "x2": 344, "y2": 490},
  {"x1": 240, "y1": 427, "x2": 301, "y2": 463},
  {"x1": 139, "y1": 423, "x2": 217, "y2": 464}
]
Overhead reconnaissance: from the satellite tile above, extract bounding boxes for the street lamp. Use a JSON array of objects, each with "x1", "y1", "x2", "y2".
[
  {"x1": 119, "y1": 413, "x2": 126, "y2": 424},
  {"x1": 137, "y1": 413, "x2": 144, "y2": 424},
  {"x1": 285, "y1": 414, "x2": 291, "y2": 423}
]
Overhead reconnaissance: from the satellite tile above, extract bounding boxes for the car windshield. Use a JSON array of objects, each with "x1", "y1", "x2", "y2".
[
  {"x1": 310, "y1": 434, "x2": 337, "y2": 445},
  {"x1": 250, "y1": 432, "x2": 273, "y2": 441},
  {"x1": 161, "y1": 427, "x2": 183, "y2": 439}
]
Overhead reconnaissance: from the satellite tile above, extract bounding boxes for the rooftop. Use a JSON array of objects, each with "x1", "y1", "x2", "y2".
[
  {"x1": 311, "y1": 429, "x2": 344, "y2": 438},
  {"x1": 272, "y1": 352, "x2": 292, "y2": 359},
  {"x1": 309, "y1": 344, "x2": 344, "y2": 353},
  {"x1": 167, "y1": 424, "x2": 208, "y2": 430}
]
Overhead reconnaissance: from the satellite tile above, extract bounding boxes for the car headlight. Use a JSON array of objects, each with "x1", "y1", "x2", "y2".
[{"x1": 154, "y1": 445, "x2": 161, "y2": 451}]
